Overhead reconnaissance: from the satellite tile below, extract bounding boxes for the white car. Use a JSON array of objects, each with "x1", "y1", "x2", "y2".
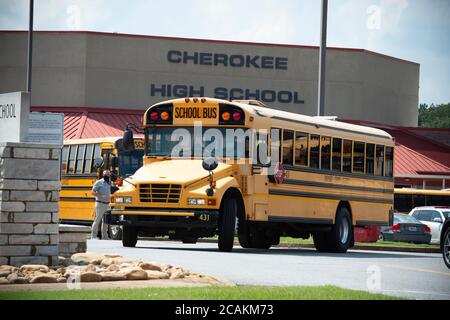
[{"x1": 409, "y1": 207, "x2": 450, "y2": 244}]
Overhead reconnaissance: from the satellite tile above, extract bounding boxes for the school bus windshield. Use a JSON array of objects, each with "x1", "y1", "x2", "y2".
[
  {"x1": 146, "y1": 126, "x2": 250, "y2": 159},
  {"x1": 118, "y1": 148, "x2": 144, "y2": 177}
]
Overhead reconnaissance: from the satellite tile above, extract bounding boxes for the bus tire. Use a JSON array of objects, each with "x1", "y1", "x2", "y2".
[
  {"x1": 313, "y1": 232, "x2": 330, "y2": 252},
  {"x1": 237, "y1": 219, "x2": 252, "y2": 248},
  {"x1": 252, "y1": 230, "x2": 272, "y2": 250},
  {"x1": 122, "y1": 226, "x2": 138, "y2": 248},
  {"x1": 182, "y1": 237, "x2": 198, "y2": 244},
  {"x1": 328, "y1": 206, "x2": 353, "y2": 253},
  {"x1": 218, "y1": 197, "x2": 237, "y2": 252}
]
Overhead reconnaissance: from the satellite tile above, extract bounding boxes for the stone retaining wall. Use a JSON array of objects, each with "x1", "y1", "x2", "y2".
[
  {"x1": 0, "y1": 142, "x2": 61, "y2": 266},
  {"x1": 59, "y1": 225, "x2": 90, "y2": 257}
]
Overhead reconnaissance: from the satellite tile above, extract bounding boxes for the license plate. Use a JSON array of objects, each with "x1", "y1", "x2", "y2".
[{"x1": 409, "y1": 227, "x2": 418, "y2": 232}]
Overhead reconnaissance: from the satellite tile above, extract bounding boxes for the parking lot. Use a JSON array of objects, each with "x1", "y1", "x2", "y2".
[{"x1": 88, "y1": 239, "x2": 450, "y2": 300}]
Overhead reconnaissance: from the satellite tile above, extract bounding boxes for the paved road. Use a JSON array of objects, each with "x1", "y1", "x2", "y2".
[{"x1": 88, "y1": 239, "x2": 450, "y2": 300}]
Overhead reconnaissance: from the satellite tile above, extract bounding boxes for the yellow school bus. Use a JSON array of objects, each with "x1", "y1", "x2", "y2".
[
  {"x1": 394, "y1": 188, "x2": 450, "y2": 213},
  {"x1": 59, "y1": 137, "x2": 144, "y2": 238},
  {"x1": 108, "y1": 98, "x2": 395, "y2": 252}
]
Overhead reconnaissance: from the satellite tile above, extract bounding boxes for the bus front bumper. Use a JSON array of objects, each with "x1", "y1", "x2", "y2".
[{"x1": 105, "y1": 209, "x2": 219, "y2": 229}]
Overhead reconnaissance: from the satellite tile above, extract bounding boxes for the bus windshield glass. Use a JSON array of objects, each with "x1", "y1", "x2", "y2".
[
  {"x1": 146, "y1": 127, "x2": 250, "y2": 159},
  {"x1": 118, "y1": 149, "x2": 144, "y2": 177}
]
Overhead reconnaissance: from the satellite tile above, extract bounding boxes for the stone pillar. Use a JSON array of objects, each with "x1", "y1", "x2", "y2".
[{"x1": 0, "y1": 142, "x2": 61, "y2": 266}]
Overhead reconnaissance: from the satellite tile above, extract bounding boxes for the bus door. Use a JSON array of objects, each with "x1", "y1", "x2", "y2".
[{"x1": 253, "y1": 130, "x2": 271, "y2": 221}]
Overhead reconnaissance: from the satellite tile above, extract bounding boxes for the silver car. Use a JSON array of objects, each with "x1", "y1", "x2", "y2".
[{"x1": 409, "y1": 207, "x2": 450, "y2": 244}]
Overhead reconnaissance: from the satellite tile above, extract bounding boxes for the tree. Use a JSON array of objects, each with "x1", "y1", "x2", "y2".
[{"x1": 418, "y1": 103, "x2": 450, "y2": 128}]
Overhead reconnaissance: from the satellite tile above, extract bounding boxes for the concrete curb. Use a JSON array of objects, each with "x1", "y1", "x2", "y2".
[{"x1": 142, "y1": 238, "x2": 440, "y2": 254}]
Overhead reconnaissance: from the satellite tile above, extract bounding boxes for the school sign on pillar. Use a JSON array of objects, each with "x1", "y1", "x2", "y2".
[{"x1": 0, "y1": 92, "x2": 30, "y2": 143}]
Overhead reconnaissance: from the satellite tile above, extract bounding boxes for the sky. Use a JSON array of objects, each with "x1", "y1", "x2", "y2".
[{"x1": 0, "y1": 0, "x2": 449, "y2": 105}]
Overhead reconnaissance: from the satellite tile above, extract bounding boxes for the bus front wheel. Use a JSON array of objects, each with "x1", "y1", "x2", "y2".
[
  {"x1": 218, "y1": 197, "x2": 237, "y2": 252},
  {"x1": 122, "y1": 226, "x2": 138, "y2": 248}
]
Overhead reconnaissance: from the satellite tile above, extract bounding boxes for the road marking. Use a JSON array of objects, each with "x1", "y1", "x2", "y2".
[{"x1": 379, "y1": 263, "x2": 450, "y2": 277}]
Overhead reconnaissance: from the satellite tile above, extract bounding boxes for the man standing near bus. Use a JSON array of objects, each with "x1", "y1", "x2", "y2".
[{"x1": 91, "y1": 170, "x2": 112, "y2": 240}]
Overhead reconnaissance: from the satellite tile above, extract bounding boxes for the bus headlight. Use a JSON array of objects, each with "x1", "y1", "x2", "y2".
[
  {"x1": 188, "y1": 198, "x2": 206, "y2": 206},
  {"x1": 115, "y1": 197, "x2": 132, "y2": 204}
]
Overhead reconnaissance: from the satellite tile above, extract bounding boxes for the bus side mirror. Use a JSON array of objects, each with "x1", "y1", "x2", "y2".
[
  {"x1": 202, "y1": 158, "x2": 218, "y2": 197},
  {"x1": 123, "y1": 129, "x2": 135, "y2": 151},
  {"x1": 202, "y1": 158, "x2": 218, "y2": 172}
]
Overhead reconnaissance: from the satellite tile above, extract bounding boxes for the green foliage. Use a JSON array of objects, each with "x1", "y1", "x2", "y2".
[{"x1": 419, "y1": 103, "x2": 450, "y2": 128}]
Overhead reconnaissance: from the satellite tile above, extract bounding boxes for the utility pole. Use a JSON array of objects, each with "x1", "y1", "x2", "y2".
[
  {"x1": 317, "y1": 0, "x2": 328, "y2": 117},
  {"x1": 26, "y1": 0, "x2": 34, "y2": 93}
]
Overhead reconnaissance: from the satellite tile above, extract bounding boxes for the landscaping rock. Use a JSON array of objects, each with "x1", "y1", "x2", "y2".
[
  {"x1": 80, "y1": 272, "x2": 103, "y2": 282},
  {"x1": 122, "y1": 267, "x2": 148, "y2": 280},
  {"x1": 71, "y1": 253, "x2": 106, "y2": 265},
  {"x1": 100, "y1": 272, "x2": 126, "y2": 282},
  {"x1": 0, "y1": 271, "x2": 11, "y2": 277},
  {"x1": 19, "y1": 265, "x2": 49, "y2": 273},
  {"x1": 169, "y1": 270, "x2": 185, "y2": 279},
  {"x1": 145, "y1": 270, "x2": 170, "y2": 280},
  {"x1": 139, "y1": 262, "x2": 163, "y2": 272},
  {"x1": 84, "y1": 264, "x2": 97, "y2": 273},
  {"x1": 106, "y1": 264, "x2": 120, "y2": 272},
  {"x1": 30, "y1": 274, "x2": 58, "y2": 284},
  {"x1": 0, "y1": 253, "x2": 227, "y2": 287}
]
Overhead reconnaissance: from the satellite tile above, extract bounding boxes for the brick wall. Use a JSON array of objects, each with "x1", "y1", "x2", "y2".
[{"x1": 0, "y1": 142, "x2": 61, "y2": 266}]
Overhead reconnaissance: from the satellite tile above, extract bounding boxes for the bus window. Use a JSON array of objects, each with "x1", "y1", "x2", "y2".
[
  {"x1": 310, "y1": 135, "x2": 320, "y2": 169},
  {"x1": 61, "y1": 146, "x2": 69, "y2": 175},
  {"x1": 84, "y1": 144, "x2": 93, "y2": 174},
  {"x1": 257, "y1": 132, "x2": 269, "y2": 165},
  {"x1": 343, "y1": 140, "x2": 352, "y2": 173},
  {"x1": 67, "y1": 145, "x2": 77, "y2": 174},
  {"x1": 295, "y1": 132, "x2": 308, "y2": 167},
  {"x1": 92, "y1": 144, "x2": 101, "y2": 167},
  {"x1": 282, "y1": 130, "x2": 294, "y2": 165},
  {"x1": 385, "y1": 147, "x2": 394, "y2": 177},
  {"x1": 413, "y1": 194, "x2": 426, "y2": 207},
  {"x1": 270, "y1": 128, "x2": 282, "y2": 164},
  {"x1": 332, "y1": 138, "x2": 342, "y2": 171},
  {"x1": 366, "y1": 144, "x2": 375, "y2": 175},
  {"x1": 428, "y1": 195, "x2": 450, "y2": 207},
  {"x1": 394, "y1": 194, "x2": 413, "y2": 213},
  {"x1": 376, "y1": 145, "x2": 385, "y2": 176},
  {"x1": 119, "y1": 149, "x2": 144, "y2": 177},
  {"x1": 76, "y1": 144, "x2": 85, "y2": 174},
  {"x1": 353, "y1": 142, "x2": 365, "y2": 173},
  {"x1": 321, "y1": 136, "x2": 331, "y2": 170}
]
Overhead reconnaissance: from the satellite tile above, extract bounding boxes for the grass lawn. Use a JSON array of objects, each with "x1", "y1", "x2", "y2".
[
  {"x1": 0, "y1": 285, "x2": 403, "y2": 300},
  {"x1": 277, "y1": 237, "x2": 439, "y2": 249}
]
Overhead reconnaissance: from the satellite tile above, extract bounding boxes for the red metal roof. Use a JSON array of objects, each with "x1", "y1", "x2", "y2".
[
  {"x1": 31, "y1": 107, "x2": 143, "y2": 140},
  {"x1": 395, "y1": 144, "x2": 450, "y2": 175}
]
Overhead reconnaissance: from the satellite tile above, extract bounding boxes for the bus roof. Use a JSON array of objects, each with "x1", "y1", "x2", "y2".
[{"x1": 149, "y1": 98, "x2": 394, "y2": 142}]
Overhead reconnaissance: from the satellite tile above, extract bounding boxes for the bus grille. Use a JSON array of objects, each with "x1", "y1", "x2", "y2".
[{"x1": 139, "y1": 184, "x2": 182, "y2": 203}]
